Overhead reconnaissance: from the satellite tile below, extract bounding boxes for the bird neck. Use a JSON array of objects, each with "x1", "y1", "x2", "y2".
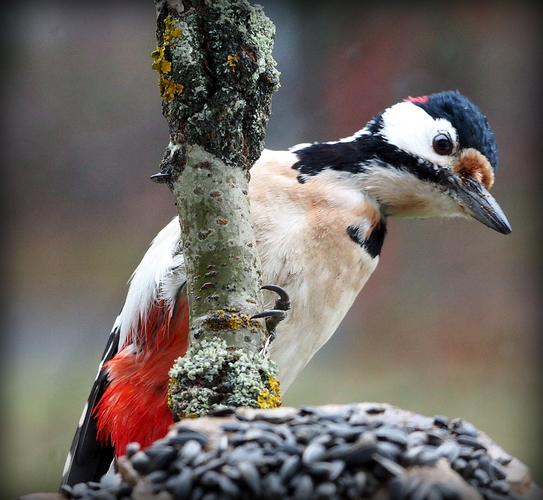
[{"x1": 291, "y1": 134, "x2": 458, "y2": 219}]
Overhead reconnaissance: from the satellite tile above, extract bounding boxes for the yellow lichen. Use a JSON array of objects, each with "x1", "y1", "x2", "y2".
[
  {"x1": 159, "y1": 75, "x2": 185, "y2": 102},
  {"x1": 152, "y1": 46, "x2": 172, "y2": 74},
  {"x1": 204, "y1": 309, "x2": 258, "y2": 331},
  {"x1": 257, "y1": 376, "x2": 282, "y2": 409},
  {"x1": 152, "y1": 16, "x2": 183, "y2": 100},
  {"x1": 164, "y1": 15, "x2": 182, "y2": 42},
  {"x1": 227, "y1": 54, "x2": 240, "y2": 72}
]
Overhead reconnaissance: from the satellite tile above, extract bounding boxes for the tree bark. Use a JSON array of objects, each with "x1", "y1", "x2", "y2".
[{"x1": 152, "y1": 0, "x2": 281, "y2": 419}]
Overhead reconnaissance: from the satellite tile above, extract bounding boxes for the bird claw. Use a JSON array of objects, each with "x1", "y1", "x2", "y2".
[
  {"x1": 251, "y1": 309, "x2": 288, "y2": 321},
  {"x1": 150, "y1": 172, "x2": 172, "y2": 184},
  {"x1": 252, "y1": 285, "x2": 291, "y2": 354}
]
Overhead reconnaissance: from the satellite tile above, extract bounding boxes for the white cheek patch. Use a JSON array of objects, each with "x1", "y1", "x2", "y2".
[{"x1": 380, "y1": 102, "x2": 457, "y2": 168}]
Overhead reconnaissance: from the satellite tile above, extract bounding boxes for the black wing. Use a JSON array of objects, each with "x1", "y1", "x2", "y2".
[{"x1": 60, "y1": 321, "x2": 120, "y2": 487}]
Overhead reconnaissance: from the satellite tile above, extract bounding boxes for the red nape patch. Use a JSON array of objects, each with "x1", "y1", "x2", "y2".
[{"x1": 404, "y1": 95, "x2": 429, "y2": 104}]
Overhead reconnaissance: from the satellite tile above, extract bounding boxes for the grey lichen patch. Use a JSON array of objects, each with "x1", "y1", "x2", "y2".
[{"x1": 168, "y1": 338, "x2": 281, "y2": 419}]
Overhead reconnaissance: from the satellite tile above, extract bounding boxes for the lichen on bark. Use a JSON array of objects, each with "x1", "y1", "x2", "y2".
[
  {"x1": 168, "y1": 337, "x2": 281, "y2": 419},
  {"x1": 152, "y1": 0, "x2": 281, "y2": 419},
  {"x1": 154, "y1": 0, "x2": 279, "y2": 169}
]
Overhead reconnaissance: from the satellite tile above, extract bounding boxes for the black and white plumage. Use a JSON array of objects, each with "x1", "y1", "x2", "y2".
[{"x1": 62, "y1": 90, "x2": 511, "y2": 486}]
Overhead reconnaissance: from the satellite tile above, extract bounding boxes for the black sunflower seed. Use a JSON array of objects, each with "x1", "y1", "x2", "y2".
[
  {"x1": 375, "y1": 440, "x2": 403, "y2": 461},
  {"x1": 308, "y1": 460, "x2": 344, "y2": 481},
  {"x1": 489, "y1": 479, "x2": 510, "y2": 494},
  {"x1": 130, "y1": 451, "x2": 151, "y2": 474},
  {"x1": 490, "y1": 461, "x2": 507, "y2": 481},
  {"x1": 146, "y1": 444, "x2": 178, "y2": 471},
  {"x1": 220, "y1": 420, "x2": 247, "y2": 433},
  {"x1": 433, "y1": 415, "x2": 450, "y2": 429},
  {"x1": 375, "y1": 426, "x2": 408, "y2": 447},
  {"x1": 407, "y1": 431, "x2": 429, "y2": 447},
  {"x1": 388, "y1": 475, "x2": 409, "y2": 500},
  {"x1": 426, "y1": 430, "x2": 447, "y2": 446},
  {"x1": 147, "y1": 469, "x2": 170, "y2": 484},
  {"x1": 451, "y1": 419, "x2": 478, "y2": 437},
  {"x1": 72, "y1": 483, "x2": 89, "y2": 498},
  {"x1": 472, "y1": 468, "x2": 490, "y2": 486},
  {"x1": 366, "y1": 406, "x2": 386, "y2": 415},
  {"x1": 433, "y1": 481, "x2": 461, "y2": 500},
  {"x1": 315, "y1": 481, "x2": 337, "y2": 499},
  {"x1": 237, "y1": 460, "x2": 261, "y2": 495},
  {"x1": 302, "y1": 441, "x2": 327, "y2": 464},
  {"x1": 326, "y1": 440, "x2": 377, "y2": 466},
  {"x1": 169, "y1": 432, "x2": 209, "y2": 447},
  {"x1": 436, "y1": 441, "x2": 461, "y2": 463},
  {"x1": 125, "y1": 442, "x2": 141, "y2": 458},
  {"x1": 456, "y1": 435, "x2": 486, "y2": 450},
  {"x1": 351, "y1": 470, "x2": 369, "y2": 497},
  {"x1": 99, "y1": 473, "x2": 122, "y2": 491},
  {"x1": 372, "y1": 453, "x2": 406, "y2": 478},
  {"x1": 292, "y1": 473, "x2": 314, "y2": 500},
  {"x1": 208, "y1": 406, "x2": 236, "y2": 417},
  {"x1": 279, "y1": 454, "x2": 300, "y2": 482},
  {"x1": 462, "y1": 458, "x2": 480, "y2": 478},
  {"x1": 166, "y1": 467, "x2": 193, "y2": 500},
  {"x1": 181, "y1": 439, "x2": 203, "y2": 465},
  {"x1": 192, "y1": 457, "x2": 226, "y2": 479},
  {"x1": 261, "y1": 471, "x2": 287, "y2": 497}
]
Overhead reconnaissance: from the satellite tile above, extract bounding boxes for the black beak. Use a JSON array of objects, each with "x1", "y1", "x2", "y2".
[{"x1": 452, "y1": 176, "x2": 512, "y2": 235}]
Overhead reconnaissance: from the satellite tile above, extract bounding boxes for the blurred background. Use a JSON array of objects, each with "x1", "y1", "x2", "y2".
[{"x1": 1, "y1": 1, "x2": 541, "y2": 496}]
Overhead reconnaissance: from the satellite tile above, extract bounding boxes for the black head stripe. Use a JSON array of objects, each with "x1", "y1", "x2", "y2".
[
  {"x1": 409, "y1": 91, "x2": 498, "y2": 171},
  {"x1": 293, "y1": 134, "x2": 446, "y2": 185},
  {"x1": 365, "y1": 110, "x2": 385, "y2": 135},
  {"x1": 293, "y1": 141, "x2": 369, "y2": 178},
  {"x1": 347, "y1": 218, "x2": 387, "y2": 258}
]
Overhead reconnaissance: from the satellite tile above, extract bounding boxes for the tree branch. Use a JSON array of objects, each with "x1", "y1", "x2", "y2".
[{"x1": 152, "y1": 0, "x2": 281, "y2": 419}]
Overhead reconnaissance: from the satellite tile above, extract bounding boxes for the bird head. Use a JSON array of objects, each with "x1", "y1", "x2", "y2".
[
  {"x1": 360, "y1": 91, "x2": 511, "y2": 234},
  {"x1": 293, "y1": 91, "x2": 511, "y2": 235}
]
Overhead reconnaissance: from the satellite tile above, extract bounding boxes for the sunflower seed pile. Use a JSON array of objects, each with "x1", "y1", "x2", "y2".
[{"x1": 60, "y1": 404, "x2": 523, "y2": 500}]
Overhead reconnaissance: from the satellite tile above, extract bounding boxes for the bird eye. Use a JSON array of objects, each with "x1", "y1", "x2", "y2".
[{"x1": 432, "y1": 133, "x2": 454, "y2": 155}]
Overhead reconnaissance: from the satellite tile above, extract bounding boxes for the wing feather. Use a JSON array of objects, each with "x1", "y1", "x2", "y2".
[{"x1": 61, "y1": 321, "x2": 119, "y2": 485}]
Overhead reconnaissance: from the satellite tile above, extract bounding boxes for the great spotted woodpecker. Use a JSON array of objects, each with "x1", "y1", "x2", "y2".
[{"x1": 62, "y1": 91, "x2": 511, "y2": 486}]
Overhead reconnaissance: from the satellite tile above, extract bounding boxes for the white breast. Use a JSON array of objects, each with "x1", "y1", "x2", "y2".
[{"x1": 250, "y1": 150, "x2": 379, "y2": 390}]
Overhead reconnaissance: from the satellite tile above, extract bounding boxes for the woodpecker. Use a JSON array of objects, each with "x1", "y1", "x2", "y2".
[{"x1": 62, "y1": 91, "x2": 511, "y2": 486}]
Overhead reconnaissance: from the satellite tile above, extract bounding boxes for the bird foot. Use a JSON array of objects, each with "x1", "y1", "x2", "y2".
[{"x1": 252, "y1": 285, "x2": 291, "y2": 354}]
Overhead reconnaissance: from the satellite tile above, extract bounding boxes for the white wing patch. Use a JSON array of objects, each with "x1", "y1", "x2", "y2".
[
  {"x1": 117, "y1": 217, "x2": 186, "y2": 349},
  {"x1": 62, "y1": 451, "x2": 72, "y2": 477},
  {"x1": 78, "y1": 401, "x2": 89, "y2": 427}
]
